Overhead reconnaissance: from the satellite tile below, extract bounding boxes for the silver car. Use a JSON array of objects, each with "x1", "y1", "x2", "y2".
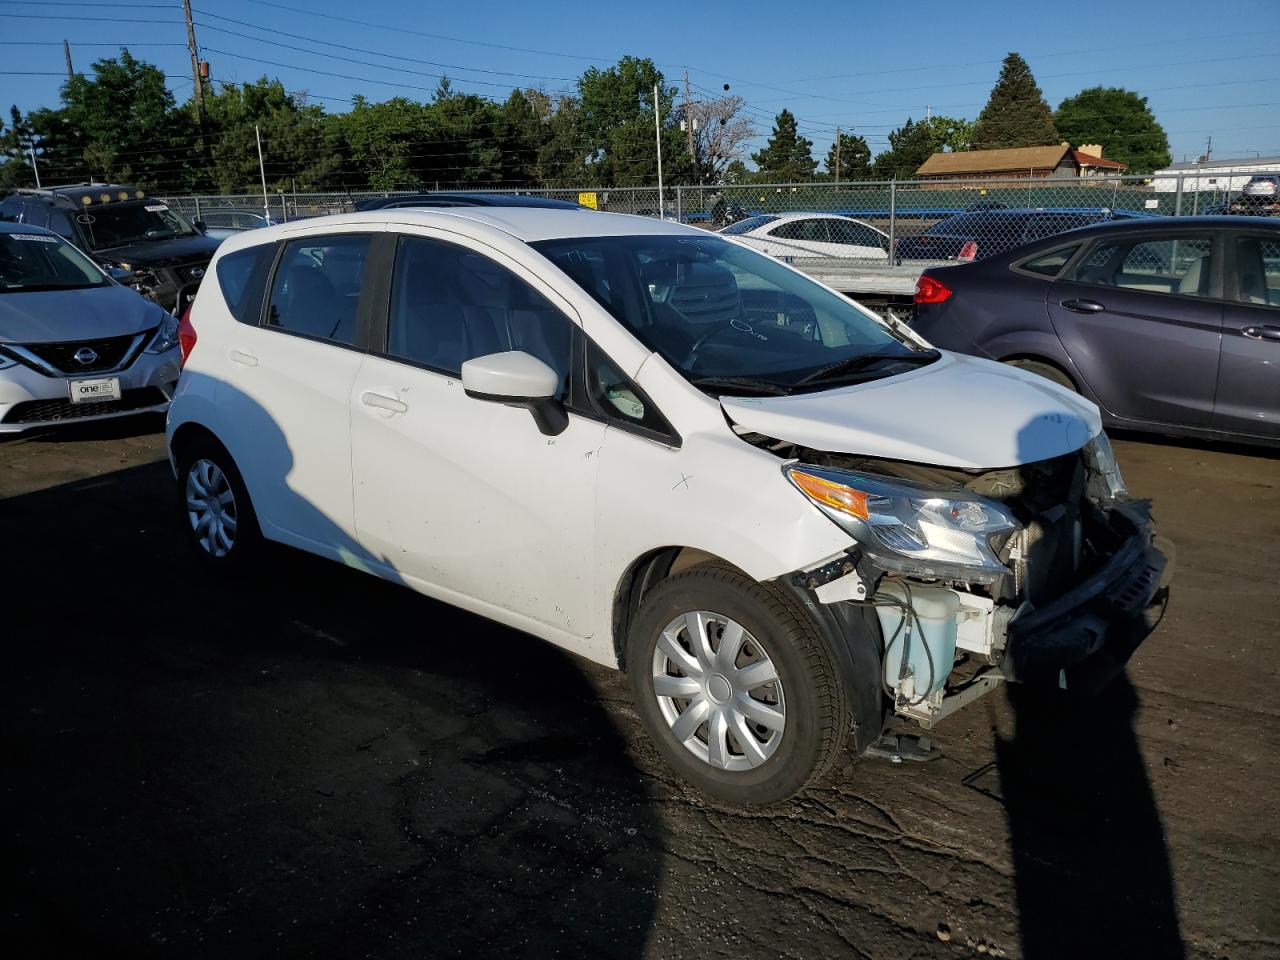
[{"x1": 0, "y1": 221, "x2": 181, "y2": 432}]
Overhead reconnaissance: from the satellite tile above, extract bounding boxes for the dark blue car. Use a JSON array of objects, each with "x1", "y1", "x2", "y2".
[
  {"x1": 910, "y1": 216, "x2": 1280, "y2": 446},
  {"x1": 894, "y1": 208, "x2": 1152, "y2": 263}
]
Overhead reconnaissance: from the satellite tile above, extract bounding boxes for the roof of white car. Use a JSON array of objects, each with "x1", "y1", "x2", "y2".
[
  {"x1": 229, "y1": 208, "x2": 704, "y2": 249},
  {"x1": 764, "y1": 211, "x2": 872, "y2": 223}
]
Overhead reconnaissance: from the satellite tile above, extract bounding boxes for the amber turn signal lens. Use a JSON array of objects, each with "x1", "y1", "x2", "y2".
[{"x1": 789, "y1": 470, "x2": 871, "y2": 520}]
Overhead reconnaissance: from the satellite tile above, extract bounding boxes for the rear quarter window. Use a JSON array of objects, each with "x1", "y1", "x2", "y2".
[
  {"x1": 1015, "y1": 245, "x2": 1081, "y2": 278},
  {"x1": 215, "y1": 243, "x2": 276, "y2": 325}
]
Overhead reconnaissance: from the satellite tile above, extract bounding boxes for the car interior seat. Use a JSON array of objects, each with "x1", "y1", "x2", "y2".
[{"x1": 1177, "y1": 255, "x2": 1209, "y2": 296}]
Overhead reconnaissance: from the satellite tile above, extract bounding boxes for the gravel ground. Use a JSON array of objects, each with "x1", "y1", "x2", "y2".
[{"x1": 1, "y1": 415, "x2": 1276, "y2": 959}]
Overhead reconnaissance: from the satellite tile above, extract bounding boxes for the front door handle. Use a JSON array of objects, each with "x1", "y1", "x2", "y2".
[
  {"x1": 1061, "y1": 298, "x2": 1105, "y2": 314},
  {"x1": 1242, "y1": 325, "x2": 1280, "y2": 342},
  {"x1": 360, "y1": 391, "x2": 408, "y2": 414},
  {"x1": 228, "y1": 349, "x2": 258, "y2": 367}
]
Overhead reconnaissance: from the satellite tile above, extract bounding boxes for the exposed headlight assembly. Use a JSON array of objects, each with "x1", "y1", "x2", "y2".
[
  {"x1": 1082, "y1": 430, "x2": 1127, "y2": 500},
  {"x1": 146, "y1": 314, "x2": 181, "y2": 354},
  {"x1": 785, "y1": 464, "x2": 1019, "y2": 584}
]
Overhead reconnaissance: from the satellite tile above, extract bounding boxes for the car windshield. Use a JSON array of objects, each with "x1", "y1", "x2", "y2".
[
  {"x1": 532, "y1": 233, "x2": 931, "y2": 393},
  {"x1": 74, "y1": 201, "x2": 198, "y2": 249},
  {"x1": 0, "y1": 231, "x2": 109, "y2": 293},
  {"x1": 720, "y1": 215, "x2": 778, "y2": 236}
]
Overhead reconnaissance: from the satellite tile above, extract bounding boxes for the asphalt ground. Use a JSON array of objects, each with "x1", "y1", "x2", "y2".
[{"x1": 2, "y1": 415, "x2": 1277, "y2": 959}]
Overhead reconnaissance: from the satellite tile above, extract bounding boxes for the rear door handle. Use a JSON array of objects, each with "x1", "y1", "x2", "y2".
[
  {"x1": 360, "y1": 391, "x2": 408, "y2": 414},
  {"x1": 1061, "y1": 298, "x2": 1105, "y2": 314},
  {"x1": 229, "y1": 349, "x2": 258, "y2": 367},
  {"x1": 1242, "y1": 325, "x2": 1280, "y2": 341}
]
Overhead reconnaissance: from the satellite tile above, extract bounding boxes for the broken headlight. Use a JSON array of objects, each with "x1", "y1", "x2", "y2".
[
  {"x1": 1083, "y1": 430, "x2": 1127, "y2": 500},
  {"x1": 785, "y1": 464, "x2": 1019, "y2": 584}
]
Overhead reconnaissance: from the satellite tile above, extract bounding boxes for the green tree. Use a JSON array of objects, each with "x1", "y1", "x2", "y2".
[
  {"x1": 751, "y1": 109, "x2": 815, "y2": 182},
  {"x1": 969, "y1": 52, "x2": 1058, "y2": 150},
  {"x1": 824, "y1": 129, "x2": 871, "y2": 180},
  {"x1": 0, "y1": 106, "x2": 38, "y2": 191},
  {"x1": 576, "y1": 56, "x2": 689, "y2": 186},
  {"x1": 332, "y1": 95, "x2": 432, "y2": 190},
  {"x1": 201, "y1": 78, "x2": 340, "y2": 193},
  {"x1": 29, "y1": 50, "x2": 190, "y2": 189},
  {"x1": 872, "y1": 115, "x2": 973, "y2": 179},
  {"x1": 1054, "y1": 86, "x2": 1170, "y2": 174}
]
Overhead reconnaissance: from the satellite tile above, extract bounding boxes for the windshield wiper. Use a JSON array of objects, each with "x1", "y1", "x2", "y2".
[
  {"x1": 690, "y1": 375, "x2": 792, "y2": 396},
  {"x1": 793, "y1": 349, "x2": 939, "y2": 387}
]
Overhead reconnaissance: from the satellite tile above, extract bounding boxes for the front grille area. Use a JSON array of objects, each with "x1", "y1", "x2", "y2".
[
  {"x1": 3, "y1": 386, "x2": 169, "y2": 424},
  {"x1": 173, "y1": 262, "x2": 209, "y2": 284},
  {"x1": 19, "y1": 330, "x2": 150, "y2": 374}
]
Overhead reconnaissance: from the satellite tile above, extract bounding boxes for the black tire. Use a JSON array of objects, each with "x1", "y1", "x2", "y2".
[
  {"x1": 1005, "y1": 358, "x2": 1077, "y2": 392},
  {"x1": 626, "y1": 562, "x2": 850, "y2": 806},
  {"x1": 175, "y1": 435, "x2": 262, "y2": 572}
]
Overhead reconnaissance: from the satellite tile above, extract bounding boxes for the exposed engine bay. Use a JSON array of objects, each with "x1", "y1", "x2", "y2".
[{"x1": 742, "y1": 429, "x2": 1167, "y2": 729}]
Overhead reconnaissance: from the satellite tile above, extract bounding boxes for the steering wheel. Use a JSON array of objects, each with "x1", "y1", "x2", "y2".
[{"x1": 685, "y1": 317, "x2": 758, "y2": 368}]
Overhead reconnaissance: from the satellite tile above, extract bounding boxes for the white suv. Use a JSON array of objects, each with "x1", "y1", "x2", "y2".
[{"x1": 167, "y1": 208, "x2": 1170, "y2": 803}]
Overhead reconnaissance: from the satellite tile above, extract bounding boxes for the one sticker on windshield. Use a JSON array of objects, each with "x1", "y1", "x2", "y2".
[
  {"x1": 10, "y1": 233, "x2": 59, "y2": 242},
  {"x1": 145, "y1": 204, "x2": 169, "y2": 212}
]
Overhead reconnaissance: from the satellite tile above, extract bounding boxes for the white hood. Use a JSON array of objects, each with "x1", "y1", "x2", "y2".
[{"x1": 721, "y1": 352, "x2": 1102, "y2": 470}]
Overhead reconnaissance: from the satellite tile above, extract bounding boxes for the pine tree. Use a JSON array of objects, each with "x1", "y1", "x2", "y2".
[
  {"x1": 751, "y1": 109, "x2": 815, "y2": 182},
  {"x1": 970, "y1": 53, "x2": 1058, "y2": 150},
  {"x1": 825, "y1": 129, "x2": 871, "y2": 180}
]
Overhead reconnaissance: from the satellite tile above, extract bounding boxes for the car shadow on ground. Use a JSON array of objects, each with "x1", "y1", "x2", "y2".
[{"x1": 2, "y1": 457, "x2": 661, "y2": 958}]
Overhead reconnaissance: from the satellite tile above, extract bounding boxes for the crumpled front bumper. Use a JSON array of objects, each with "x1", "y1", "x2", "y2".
[{"x1": 1002, "y1": 500, "x2": 1174, "y2": 694}]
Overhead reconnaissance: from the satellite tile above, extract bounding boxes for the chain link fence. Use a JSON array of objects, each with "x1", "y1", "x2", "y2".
[{"x1": 160, "y1": 171, "x2": 1274, "y2": 273}]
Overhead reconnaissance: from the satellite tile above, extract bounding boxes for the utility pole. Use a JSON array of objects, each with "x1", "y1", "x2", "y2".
[
  {"x1": 28, "y1": 144, "x2": 41, "y2": 189},
  {"x1": 256, "y1": 124, "x2": 269, "y2": 220},
  {"x1": 654, "y1": 83, "x2": 665, "y2": 220},
  {"x1": 182, "y1": 0, "x2": 205, "y2": 116},
  {"x1": 683, "y1": 70, "x2": 698, "y2": 182},
  {"x1": 63, "y1": 40, "x2": 73, "y2": 81},
  {"x1": 834, "y1": 126, "x2": 841, "y2": 184}
]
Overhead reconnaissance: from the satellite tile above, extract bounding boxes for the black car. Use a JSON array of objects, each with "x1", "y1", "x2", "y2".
[
  {"x1": 910, "y1": 215, "x2": 1280, "y2": 446},
  {"x1": 354, "y1": 192, "x2": 583, "y2": 212},
  {"x1": 0, "y1": 185, "x2": 220, "y2": 312},
  {"x1": 894, "y1": 208, "x2": 1149, "y2": 264}
]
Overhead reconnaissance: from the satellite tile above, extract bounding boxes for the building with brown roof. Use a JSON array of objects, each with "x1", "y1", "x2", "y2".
[{"x1": 914, "y1": 143, "x2": 1127, "y2": 182}]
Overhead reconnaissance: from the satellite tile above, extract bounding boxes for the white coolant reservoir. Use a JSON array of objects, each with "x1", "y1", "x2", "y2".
[{"x1": 875, "y1": 582, "x2": 961, "y2": 700}]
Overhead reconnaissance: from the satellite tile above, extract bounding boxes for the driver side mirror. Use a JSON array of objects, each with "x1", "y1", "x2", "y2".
[{"x1": 461, "y1": 351, "x2": 568, "y2": 437}]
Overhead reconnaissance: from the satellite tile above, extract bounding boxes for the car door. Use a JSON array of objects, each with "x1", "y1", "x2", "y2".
[
  {"x1": 213, "y1": 228, "x2": 376, "y2": 552},
  {"x1": 1213, "y1": 231, "x2": 1280, "y2": 439},
  {"x1": 760, "y1": 219, "x2": 827, "y2": 260},
  {"x1": 1046, "y1": 230, "x2": 1224, "y2": 428},
  {"x1": 348, "y1": 231, "x2": 606, "y2": 638},
  {"x1": 824, "y1": 218, "x2": 889, "y2": 260}
]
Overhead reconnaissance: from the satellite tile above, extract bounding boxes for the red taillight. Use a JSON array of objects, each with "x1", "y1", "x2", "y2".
[
  {"x1": 914, "y1": 275, "x2": 953, "y2": 304},
  {"x1": 178, "y1": 307, "x2": 197, "y2": 366},
  {"x1": 958, "y1": 240, "x2": 978, "y2": 261}
]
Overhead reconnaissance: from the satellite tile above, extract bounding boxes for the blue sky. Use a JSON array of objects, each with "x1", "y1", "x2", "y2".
[{"x1": 2, "y1": 0, "x2": 1278, "y2": 165}]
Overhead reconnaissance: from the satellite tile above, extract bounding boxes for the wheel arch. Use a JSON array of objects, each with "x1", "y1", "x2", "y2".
[{"x1": 999, "y1": 353, "x2": 1081, "y2": 391}]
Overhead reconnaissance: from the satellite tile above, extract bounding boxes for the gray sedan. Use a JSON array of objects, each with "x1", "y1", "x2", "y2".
[
  {"x1": 0, "y1": 222, "x2": 182, "y2": 432},
  {"x1": 911, "y1": 215, "x2": 1280, "y2": 446}
]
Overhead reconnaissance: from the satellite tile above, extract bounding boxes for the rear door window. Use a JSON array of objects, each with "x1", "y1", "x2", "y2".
[
  {"x1": 1233, "y1": 235, "x2": 1280, "y2": 307},
  {"x1": 265, "y1": 234, "x2": 372, "y2": 344},
  {"x1": 1071, "y1": 235, "x2": 1216, "y2": 298}
]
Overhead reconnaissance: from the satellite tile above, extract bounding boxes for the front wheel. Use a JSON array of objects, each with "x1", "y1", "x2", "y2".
[{"x1": 626, "y1": 563, "x2": 850, "y2": 805}]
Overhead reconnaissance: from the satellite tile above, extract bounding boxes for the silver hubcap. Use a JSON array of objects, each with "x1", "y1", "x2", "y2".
[
  {"x1": 185, "y1": 458, "x2": 237, "y2": 558},
  {"x1": 652, "y1": 611, "x2": 786, "y2": 772}
]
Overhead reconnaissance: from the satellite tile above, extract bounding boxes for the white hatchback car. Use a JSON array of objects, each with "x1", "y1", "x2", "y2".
[
  {"x1": 167, "y1": 208, "x2": 1170, "y2": 804},
  {"x1": 722, "y1": 212, "x2": 889, "y2": 262}
]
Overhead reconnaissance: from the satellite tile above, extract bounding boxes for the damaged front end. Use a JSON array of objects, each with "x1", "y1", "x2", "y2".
[{"x1": 769, "y1": 431, "x2": 1173, "y2": 730}]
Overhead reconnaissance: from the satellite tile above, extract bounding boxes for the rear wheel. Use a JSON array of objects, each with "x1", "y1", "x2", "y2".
[
  {"x1": 626, "y1": 563, "x2": 850, "y2": 805},
  {"x1": 176, "y1": 436, "x2": 261, "y2": 571},
  {"x1": 1005, "y1": 358, "x2": 1077, "y2": 392}
]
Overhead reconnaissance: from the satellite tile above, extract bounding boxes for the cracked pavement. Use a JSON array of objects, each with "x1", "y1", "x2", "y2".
[{"x1": 2, "y1": 416, "x2": 1277, "y2": 958}]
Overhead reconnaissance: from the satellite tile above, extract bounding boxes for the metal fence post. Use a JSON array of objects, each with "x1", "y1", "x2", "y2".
[
  {"x1": 888, "y1": 180, "x2": 897, "y2": 264},
  {"x1": 193, "y1": 195, "x2": 201, "y2": 222},
  {"x1": 676, "y1": 184, "x2": 682, "y2": 223},
  {"x1": 1174, "y1": 175, "x2": 1183, "y2": 217}
]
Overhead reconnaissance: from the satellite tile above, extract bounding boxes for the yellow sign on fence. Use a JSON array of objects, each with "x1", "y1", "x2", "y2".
[{"x1": 577, "y1": 191, "x2": 599, "y2": 210}]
